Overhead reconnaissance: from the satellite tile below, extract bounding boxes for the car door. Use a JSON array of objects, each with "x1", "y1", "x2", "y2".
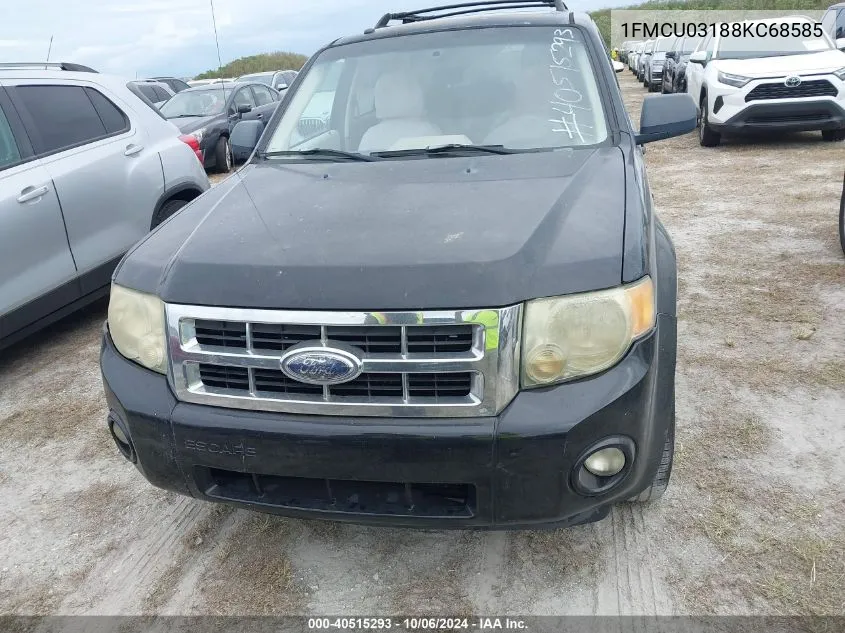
[
  {"x1": 250, "y1": 84, "x2": 280, "y2": 125},
  {"x1": 7, "y1": 81, "x2": 164, "y2": 288},
  {"x1": 0, "y1": 86, "x2": 78, "y2": 335},
  {"x1": 231, "y1": 85, "x2": 266, "y2": 128}
]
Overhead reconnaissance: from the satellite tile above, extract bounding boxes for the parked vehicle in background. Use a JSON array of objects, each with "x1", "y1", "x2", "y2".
[
  {"x1": 236, "y1": 69, "x2": 299, "y2": 93},
  {"x1": 101, "y1": 1, "x2": 697, "y2": 529},
  {"x1": 662, "y1": 35, "x2": 702, "y2": 94},
  {"x1": 159, "y1": 81, "x2": 281, "y2": 173},
  {"x1": 0, "y1": 62, "x2": 209, "y2": 350},
  {"x1": 645, "y1": 36, "x2": 676, "y2": 92},
  {"x1": 127, "y1": 79, "x2": 175, "y2": 109},
  {"x1": 822, "y1": 3, "x2": 845, "y2": 49},
  {"x1": 685, "y1": 16, "x2": 845, "y2": 147},
  {"x1": 151, "y1": 76, "x2": 191, "y2": 93},
  {"x1": 629, "y1": 41, "x2": 644, "y2": 73},
  {"x1": 187, "y1": 78, "x2": 231, "y2": 88},
  {"x1": 638, "y1": 39, "x2": 655, "y2": 82}
]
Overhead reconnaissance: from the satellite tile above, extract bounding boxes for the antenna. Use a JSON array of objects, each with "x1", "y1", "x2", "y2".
[
  {"x1": 209, "y1": 0, "x2": 228, "y2": 101},
  {"x1": 45, "y1": 35, "x2": 53, "y2": 69}
]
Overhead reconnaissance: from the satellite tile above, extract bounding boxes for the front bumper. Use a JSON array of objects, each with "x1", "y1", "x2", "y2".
[
  {"x1": 707, "y1": 75, "x2": 845, "y2": 133},
  {"x1": 710, "y1": 99, "x2": 845, "y2": 133},
  {"x1": 100, "y1": 315, "x2": 676, "y2": 530}
]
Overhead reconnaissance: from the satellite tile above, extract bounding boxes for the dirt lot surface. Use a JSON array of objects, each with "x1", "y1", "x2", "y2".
[{"x1": 1, "y1": 71, "x2": 843, "y2": 618}]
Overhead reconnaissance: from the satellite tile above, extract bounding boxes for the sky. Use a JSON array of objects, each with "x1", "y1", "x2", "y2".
[{"x1": 2, "y1": 0, "x2": 634, "y2": 79}]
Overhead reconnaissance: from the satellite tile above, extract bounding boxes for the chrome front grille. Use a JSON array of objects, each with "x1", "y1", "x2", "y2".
[{"x1": 167, "y1": 305, "x2": 522, "y2": 418}]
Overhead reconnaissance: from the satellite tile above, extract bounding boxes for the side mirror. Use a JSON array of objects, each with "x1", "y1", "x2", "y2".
[
  {"x1": 275, "y1": 83, "x2": 288, "y2": 91},
  {"x1": 836, "y1": 38, "x2": 845, "y2": 51},
  {"x1": 689, "y1": 50, "x2": 707, "y2": 65},
  {"x1": 666, "y1": 51, "x2": 677, "y2": 60},
  {"x1": 635, "y1": 93, "x2": 697, "y2": 144},
  {"x1": 612, "y1": 60, "x2": 624, "y2": 73},
  {"x1": 230, "y1": 120, "x2": 264, "y2": 162},
  {"x1": 237, "y1": 104, "x2": 252, "y2": 115}
]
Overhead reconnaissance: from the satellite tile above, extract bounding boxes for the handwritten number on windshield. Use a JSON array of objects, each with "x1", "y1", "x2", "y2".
[{"x1": 548, "y1": 29, "x2": 593, "y2": 144}]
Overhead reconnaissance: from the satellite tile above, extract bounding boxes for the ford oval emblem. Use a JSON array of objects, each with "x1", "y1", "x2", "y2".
[
  {"x1": 280, "y1": 346, "x2": 363, "y2": 385},
  {"x1": 784, "y1": 75, "x2": 802, "y2": 88}
]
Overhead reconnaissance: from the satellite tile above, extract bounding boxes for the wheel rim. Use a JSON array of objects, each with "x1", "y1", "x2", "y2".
[
  {"x1": 699, "y1": 103, "x2": 706, "y2": 141},
  {"x1": 225, "y1": 141, "x2": 232, "y2": 170}
]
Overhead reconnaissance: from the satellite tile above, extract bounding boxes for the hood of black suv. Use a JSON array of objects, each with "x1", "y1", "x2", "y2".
[{"x1": 116, "y1": 148, "x2": 627, "y2": 310}]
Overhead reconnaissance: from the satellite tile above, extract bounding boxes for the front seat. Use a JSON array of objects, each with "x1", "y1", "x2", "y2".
[{"x1": 358, "y1": 72, "x2": 441, "y2": 154}]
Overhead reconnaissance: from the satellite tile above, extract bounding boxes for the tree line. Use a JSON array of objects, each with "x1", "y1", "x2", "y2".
[{"x1": 194, "y1": 52, "x2": 309, "y2": 79}]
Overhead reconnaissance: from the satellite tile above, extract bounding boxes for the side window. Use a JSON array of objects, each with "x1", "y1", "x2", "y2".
[
  {"x1": 232, "y1": 87, "x2": 255, "y2": 112},
  {"x1": 252, "y1": 85, "x2": 274, "y2": 106},
  {"x1": 0, "y1": 104, "x2": 22, "y2": 170},
  {"x1": 137, "y1": 85, "x2": 158, "y2": 102},
  {"x1": 85, "y1": 88, "x2": 129, "y2": 134},
  {"x1": 153, "y1": 87, "x2": 170, "y2": 102},
  {"x1": 13, "y1": 85, "x2": 123, "y2": 155},
  {"x1": 837, "y1": 9, "x2": 845, "y2": 40},
  {"x1": 705, "y1": 34, "x2": 716, "y2": 56}
]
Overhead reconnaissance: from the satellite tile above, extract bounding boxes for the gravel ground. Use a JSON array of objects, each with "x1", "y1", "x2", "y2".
[{"x1": 1, "y1": 71, "x2": 843, "y2": 617}]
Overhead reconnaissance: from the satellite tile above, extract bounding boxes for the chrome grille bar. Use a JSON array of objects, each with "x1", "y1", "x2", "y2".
[{"x1": 167, "y1": 304, "x2": 522, "y2": 418}]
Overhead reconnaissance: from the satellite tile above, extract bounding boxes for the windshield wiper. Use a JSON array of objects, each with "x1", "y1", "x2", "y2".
[
  {"x1": 167, "y1": 114, "x2": 205, "y2": 118},
  {"x1": 260, "y1": 149, "x2": 380, "y2": 162},
  {"x1": 373, "y1": 144, "x2": 521, "y2": 158}
]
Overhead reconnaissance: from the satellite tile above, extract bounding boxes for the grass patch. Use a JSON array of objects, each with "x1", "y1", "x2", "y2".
[{"x1": 193, "y1": 512, "x2": 304, "y2": 615}]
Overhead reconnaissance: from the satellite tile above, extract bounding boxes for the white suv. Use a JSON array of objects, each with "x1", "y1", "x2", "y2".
[
  {"x1": 0, "y1": 62, "x2": 210, "y2": 348},
  {"x1": 685, "y1": 17, "x2": 845, "y2": 146}
]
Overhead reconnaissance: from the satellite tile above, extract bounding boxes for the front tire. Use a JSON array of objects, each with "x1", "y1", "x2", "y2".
[
  {"x1": 698, "y1": 96, "x2": 721, "y2": 147},
  {"x1": 214, "y1": 136, "x2": 233, "y2": 173},
  {"x1": 151, "y1": 198, "x2": 189, "y2": 229},
  {"x1": 822, "y1": 129, "x2": 845, "y2": 142},
  {"x1": 630, "y1": 409, "x2": 675, "y2": 503}
]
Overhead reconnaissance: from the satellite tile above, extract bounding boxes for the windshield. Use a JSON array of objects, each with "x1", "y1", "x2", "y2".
[
  {"x1": 682, "y1": 37, "x2": 702, "y2": 54},
  {"x1": 654, "y1": 38, "x2": 675, "y2": 52},
  {"x1": 264, "y1": 26, "x2": 608, "y2": 157},
  {"x1": 718, "y1": 23, "x2": 833, "y2": 59},
  {"x1": 160, "y1": 88, "x2": 227, "y2": 117},
  {"x1": 644, "y1": 41, "x2": 655, "y2": 53}
]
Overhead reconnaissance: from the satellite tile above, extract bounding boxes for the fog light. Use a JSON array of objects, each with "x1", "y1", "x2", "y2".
[
  {"x1": 111, "y1": 422, "x2": 129, "y2": 446},
  {"x1": 584, "y1": 447, "x2": 626, "y2": 477}
]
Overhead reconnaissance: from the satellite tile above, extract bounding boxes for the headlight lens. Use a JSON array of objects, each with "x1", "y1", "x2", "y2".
[
  {"x1": 834, "y1": 67, "x2": 845, "y2": 80},
  {"x1": 108, "y1": 284, "x2": 167, "y2": 374},
  {"x1": 521, "y1": 277, "x2": 655, "y2": 388},
  {"x1": 717, "y1": 71, "x2": 751, "y2": 88}
]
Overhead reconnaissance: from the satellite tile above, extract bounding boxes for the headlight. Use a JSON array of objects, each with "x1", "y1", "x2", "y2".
[
  {"x1": 717, "y1": 71, "x2": 751, "y2": 88},
  {"x1": 521, "y1": 277, "x2": 655, "y2": 388},
  {"x1": 834, "y1": 67, "x2": 845, "y2": 80},
  {"x1": 108, "y1": 285, "x2": 167, "y2": 374}
]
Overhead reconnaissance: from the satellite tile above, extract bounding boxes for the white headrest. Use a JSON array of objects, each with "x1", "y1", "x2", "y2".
[{"x1": 374, "y1": 72, "x2": 425, "y2": 120}]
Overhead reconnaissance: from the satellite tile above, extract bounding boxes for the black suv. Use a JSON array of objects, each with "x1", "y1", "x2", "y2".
[{"x1": 100, "y1": 0, "x2": 696, "y2": 529}]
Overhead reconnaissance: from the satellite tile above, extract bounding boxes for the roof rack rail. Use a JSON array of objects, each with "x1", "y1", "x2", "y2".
[
  {"x1": 0, "y1": 62, "x2": 98, "y2": 73},
  {"x1": 374, "y1": 0, "x2": 567, "y2": 28}
]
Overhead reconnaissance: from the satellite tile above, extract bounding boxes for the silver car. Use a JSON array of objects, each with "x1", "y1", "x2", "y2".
[{"x1": 0, "y1": 62, "x2": 210, "y2": 349}]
